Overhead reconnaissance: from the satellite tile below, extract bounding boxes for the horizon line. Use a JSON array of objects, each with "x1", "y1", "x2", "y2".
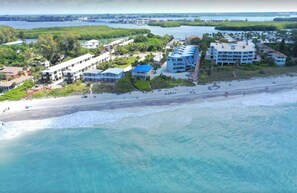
[{"x1": 1, "y1": 11, "x2": 297, "y2": 16}]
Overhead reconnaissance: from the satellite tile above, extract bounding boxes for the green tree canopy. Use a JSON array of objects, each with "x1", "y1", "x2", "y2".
[
  {"x1": 37, "y1": 34, "x2": 59, "y2": 64},
  {"x1": 114, "y1": 77, "x2": 135, "y2": 94},
  {"x1": 0, "y1": 26, "x2": 17, "y2": 44}
]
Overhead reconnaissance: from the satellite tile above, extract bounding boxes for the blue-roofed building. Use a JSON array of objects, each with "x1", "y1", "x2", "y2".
[
  {"x1": 166, "y1": 45, "x2": 200, "y2": 73},
  {"x1": 132, "y1": 64, "x2": 154, "y2": 79}
]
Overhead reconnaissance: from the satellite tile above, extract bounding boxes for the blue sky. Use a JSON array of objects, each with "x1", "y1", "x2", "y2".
[{"x1": 1, "y1": 0, "x2": 296, "y2": 14}]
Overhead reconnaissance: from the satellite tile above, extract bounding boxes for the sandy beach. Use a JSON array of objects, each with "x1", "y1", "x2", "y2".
[{"x1": 1, "y1": 75, "x2": 297, "y2": 122}]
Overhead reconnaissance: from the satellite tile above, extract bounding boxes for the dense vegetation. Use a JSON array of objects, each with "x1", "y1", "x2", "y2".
[
  {"x1": 0, "y1": 26, "x2": 17, "y2": 44},
  {"x1": 0, "y1": 80, "x2": 34, "y2": 101},
  {"x1": 91, "y1": 73, "x2": 195, "y2": 94},
  {"x1": 92, "y1": 84, "x2": 115, "y2": 94},
  {"x1": 115, "y1": 34, "x2": 173, "y2": 54},
  {"x1": 98, "y1": 57, "x2": 138, "y2": 70},
  {"x1": 148, "y1": 21, "x2": 297, "y2": 31},
  {"x1": 18, "y1": 26, "x2": 150, "y2": 39},
  {"x1": 32, "y1": 81, "x2": 89, "y2": 98},
  {"x1": 199, "y1": 60, "x2": 297, "y2": 84},
  {"x1": 37, "y1": 33, "x2": 88, "y2": 64},
  {"x1": 0, "y1": 45, "x2": 26, "y2": 66},
  {"x1": 215, "y1": 25, "x2": 278, "y2": 31},
  {"x1": 274, "y1": 18, "x2": 297, "y2": 22},
  {"x1": 261, "y1": 31, "x2": 297, "y2": 67},
  {"x1": 151, "y1": 75, "x2": 195, "y2": 89},
  {"x1": 114, "y1": 76, "x2": 135, "y2": 94}
]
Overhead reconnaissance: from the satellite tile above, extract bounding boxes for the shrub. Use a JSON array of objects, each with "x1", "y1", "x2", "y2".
[
  {"x1": 92, "y1": 83, "x2": 115, "y2": 94},
  {"x1": 114, "y1": 77, "x2": 135, "y2": 94},
  {"x1": 151, "y1": 77, "x2": 171, "y2": 89},
  {"x1": 0, "y1": 80, "x2": 34, "y2": 101}
]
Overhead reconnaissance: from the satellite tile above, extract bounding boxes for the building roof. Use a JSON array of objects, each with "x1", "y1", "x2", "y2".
[
  {"x1": 273, "y1": 52, "x2": 287, "y2": 58},
  {"x1": 83, "y1": 69, "x2": 103, "y2": 74},
  {"x1": 169, "y1": 45, "x2": 199, "y2": 58},
  {"x1": 63, "y1": 53, "x2": 109, "y2": 73},
  {"x1": 153, "y1": 53, "x2": 163, "y2": 62},
  {"x1": 0, "y1": 67, "x2": 23, "y2": 75},
  {"x1": 43, "y1": 54, "x2": 94, "y2": 73},
  {"x1": 101, "y1": 68, "x2": 123, "y2": 75},
  {"x1": 0, "y1": 76, "x2": 32, "y2": 87},
  {"x1": 258, "y1": 43, "x2": 287, "y2": 58},
  {"x1": 210, "y1": 41, "x2": 255, "y2": 52},
  {"x1": 3, "y1": 40, "x2": 24, "y2": 46},
  {"x1": 132, "y1": 65, "x2": 153, "y2": 73},
  {"x1": 105, "y1": 39, "x2": 125, "y2": 47},
  {"x1": 119, "y1": 39, "x2": 134, "y2": 46},
  {"x1": 84, "y1": 40, "x2": 99, "y2": 45},
  {"x1": 88, "y1": 39, "x2": 99, "y2": 43}
]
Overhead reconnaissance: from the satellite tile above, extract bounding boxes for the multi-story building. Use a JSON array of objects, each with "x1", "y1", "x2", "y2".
[
  {"x1": 131, "y1": 65, "x2": 154, "y2": 79},
  {"x1": 100, "y1": 68, "x2": 124, "y2": 82},
  {"x1": 272, "y1": 52, "x2": 287, "y2": 66},
  {"x1": 210, "y1": 41, "x2": 256, "y2": 65},
  {"x1": 63, "y1": 53, "x2": 110, "y2": 83},
  {"x1": 83, "y1": 40, "x2": 100, "y2": 49},
  {"x1": 82, "y1": 69, "x2": 103, "y2": 82},
  {"x1": 257, "y1": 43, "x2": 287, "y2": 66},
  {"x1": 166, "y1": 45, "x2": 200, "y2": 73},
  {"x1": 41, "y1": 53, "x2": 94, "y2": 82},
  {"x1": 83, "y1": 68, "x2": 124, "y2": 83}
]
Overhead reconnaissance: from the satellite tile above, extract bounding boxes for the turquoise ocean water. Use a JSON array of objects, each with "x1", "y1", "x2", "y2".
[{"x1": 1, "y1": 90, "x2": 297, "y2": 193}]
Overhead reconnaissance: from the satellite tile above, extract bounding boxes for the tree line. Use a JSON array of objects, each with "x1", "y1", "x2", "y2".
[{"x1": 0, "y1": 26, "x2": 17, "y2": 44}]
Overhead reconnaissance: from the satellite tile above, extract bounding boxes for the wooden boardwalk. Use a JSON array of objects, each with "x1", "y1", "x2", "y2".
[{"x1": 192, "y1": 57, "x2": 201, "y2": 82}]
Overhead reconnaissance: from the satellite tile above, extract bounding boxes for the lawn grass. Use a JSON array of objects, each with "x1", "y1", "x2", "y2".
[
  {"x1": 133, "y1": 80, "x2": 151, "y2": 91},
  {"x1": 113, "y1": 57, "x2": 138, "y2": 69}
]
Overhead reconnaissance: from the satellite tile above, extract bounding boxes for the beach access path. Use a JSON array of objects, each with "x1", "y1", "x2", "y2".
[{"x1": 1, "y1": 75, "x2": 297, "y2": 122}]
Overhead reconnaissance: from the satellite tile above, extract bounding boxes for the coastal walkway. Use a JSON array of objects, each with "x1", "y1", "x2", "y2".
[{"x1": 192, "y1": 57, "x2": 201, "y2": 83}]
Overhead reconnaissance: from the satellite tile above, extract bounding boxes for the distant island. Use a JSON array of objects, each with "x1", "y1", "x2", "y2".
[
  {"x1": 0, "y1": 12, "x2": 297, "y2": 22},
  {"x1": 274, "y1": 17, "x2": 297, "y2": 22},
  {"x1": 147, "y1": 20, "x2": 297, "y2": 31}
]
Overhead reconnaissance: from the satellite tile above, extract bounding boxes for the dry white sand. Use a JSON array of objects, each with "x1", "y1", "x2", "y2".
[{"x1": 1, "y1": 75, "x2": 297, "y2": 122}]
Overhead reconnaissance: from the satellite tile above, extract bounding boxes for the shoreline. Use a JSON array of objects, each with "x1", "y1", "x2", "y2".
[{"x1": 1, "y1": 75, "x2": 297, "y2": 122}]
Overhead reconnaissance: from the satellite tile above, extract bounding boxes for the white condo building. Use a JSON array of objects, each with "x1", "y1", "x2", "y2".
[
  {"x1": 41, "y1": 54, "x2": 94, "y2": 82},
  {"x1": 210, "y1": 41, "x2": 256, "y2": 65},
  {"x1": 83, "y1": 40, "x2": 100, "y2": 49},
  {"x1": 63, "y1": 52, "x2": 110, "y2": 83},
  {"x1": 257, "y1": 43, "x2": 287, "y2": 66},
  {"x1": 83, "y1": 68, "x2": 124, "y2": 82},
  {"x1": 272, "y1": 52, "x2": 287, "y2": 66},
  {"x1": 82, "y1": 69, "x2": 103, "y2": 82},
  {"x1": 166, "y1": 45, "x2": 200, "y2": 73}
]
